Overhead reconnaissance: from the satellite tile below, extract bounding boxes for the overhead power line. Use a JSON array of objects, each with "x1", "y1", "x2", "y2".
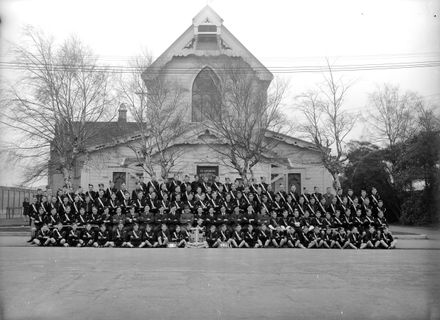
[{"x1": 0, "y1": 60, "x2": 439, "y2": 74}]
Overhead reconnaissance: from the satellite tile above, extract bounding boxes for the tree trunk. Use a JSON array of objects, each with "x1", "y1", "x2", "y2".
[
  {"x1": 332, "y1": 172, "x2": 341, "y2": 191},
  {"x1": 61, "y1": 167, "x2": 72, "y2": 187}
]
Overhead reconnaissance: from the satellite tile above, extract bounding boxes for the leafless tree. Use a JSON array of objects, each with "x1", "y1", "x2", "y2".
[
  {"x1": 0, "y1": 27, "x2": 116, "y2": 185},
  {"x1": 366, "y1": 84, "x2": 420, "y2": 147},
  {"x1": 415, "y1": 101, "x2": 440, "y2": 133},
  {"x1": 295, "y1": 61, "x2": 357, "y2": 189},
  {"x1": 118, "y1": 52, "x2": 188, "y2": 180},
  {"x1": 201, "y1": 62, "x2": 288, "y2": 179}
]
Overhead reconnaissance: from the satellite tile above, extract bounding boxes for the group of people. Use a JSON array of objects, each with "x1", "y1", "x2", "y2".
[{"x1": 23, "y1": 174, "x2": 396, "y2": 249}]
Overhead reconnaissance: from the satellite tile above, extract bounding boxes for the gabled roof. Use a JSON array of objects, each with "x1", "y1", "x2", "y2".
[
  {"x1": 84, "y1": 122, "x2": 321, "y2": 156},
  {"x1": 143, "y1": 6, "x2": 273, "y2": 82},
  {"x1": 80, "y1": 121, "x2": 139, "y2": 149}
]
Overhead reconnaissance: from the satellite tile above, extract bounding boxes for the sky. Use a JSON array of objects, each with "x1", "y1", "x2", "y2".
[{"x1": 0, "y1": 0, "x2": 439, "y2": 187}]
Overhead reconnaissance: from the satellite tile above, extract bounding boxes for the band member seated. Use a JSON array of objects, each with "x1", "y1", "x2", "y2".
[
  {"x1": 81, "y1": 223, "x2": 96, "y2": 247},
  {"x1": 171, "y1": 225, "x2": 187, "y2": 248},
  {"x1": 243, "y1": 224, "x2": 257, "y2": 248},
  {"x1": 48, "y1": 222, "x2": 66, "y2": 247},
  {"x1": 126, "y1": 223, "x2": 142, "y2": 248},
  {"x1": 140, "y1": 224, "x2": 158, "y2": 248},
  {"x1": 285, "y1": 227, "x2": 300, "y2": 248},
  {"x1": 376, "y1": 227, "x2": 396, "y2": 249},
  {"x1": 157, "y1": 224, "x2": 171, "y2": 248},
  {"x1": 298, "y1": 225, "x2": 312, "y2": 249},
  {"x1": 111, "y1": 222, "x2": 126, "y2": 248},
  {"x1": 308, "y1": 226, "x2": 323, "y2": 249},
  {"x1": 218, "y1": 224, "x2": 231, "y2": 247},
  {"x1": 343, "y1": 227, "x2": 361, "y2": 249},
  {"x1": 94, "y1": 223, "x2": 112, "y2": 247},
  {"x1": 230, "y1": 224, "x2": 246, "y2": 248},
  {"x1": 67, "y1": 223, "x2": 82, "y2": 247},
  {"x1": 271, "y1": 226, "x2": 287, "y2": 248},
  {"x1": 206, "y1": 225, "x2": 221, "y2": 248},
  {"x1": 360, "y1": 226, "x2": 376, "y2": 249},
  {"x1": 320, "y1": 228, "x2": 332, "y2": 249},
  {"x1": 257, "y1": 224, "x2": 271, "y2": 248},
  {"x1": 32, "y1": 224, "x2": 51, "y2": 246}
]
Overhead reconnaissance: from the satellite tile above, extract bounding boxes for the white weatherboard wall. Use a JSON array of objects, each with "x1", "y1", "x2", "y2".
[{"x1": 80, "y1": 140, "x2": 333, "y2": 191}]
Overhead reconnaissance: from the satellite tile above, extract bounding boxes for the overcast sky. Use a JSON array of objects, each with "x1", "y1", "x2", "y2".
[{"x1": 0, "y1": 0, "x2": 439, "y2": 186}]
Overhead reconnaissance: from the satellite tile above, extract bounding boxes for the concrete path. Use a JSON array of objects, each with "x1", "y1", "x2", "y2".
[{"x1": 1, "y1": 244, "x2": 440, "y2": 320}]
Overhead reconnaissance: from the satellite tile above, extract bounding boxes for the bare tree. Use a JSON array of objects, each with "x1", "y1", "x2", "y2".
[
  {"x1": 416, "y1": 102, "x2": 440, "y2": 133},
  {"x1": 0, "y1": 27, "x2": 116, "y2": 185},
  {"x1": 118, "y1": 52, "x2": 188, "y2": 180},
  {"x1": 366, "y1": 84, "x2": 420, "y2": 147},
  {"x1": 295, "y1": 62, "x2": 357, "y2": 189},
  {"x1": 201, "y1": 62, "x2": 288, "y2": 179}
]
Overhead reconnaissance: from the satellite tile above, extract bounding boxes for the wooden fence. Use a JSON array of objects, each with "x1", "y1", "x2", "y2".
[{"x1": 0, "y1": 186, "x2": 36, "y2": 219}]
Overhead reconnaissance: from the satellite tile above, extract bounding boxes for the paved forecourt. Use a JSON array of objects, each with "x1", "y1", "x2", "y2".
[{"x1": 1, "y1": 245, "x2": 439, "y2": 320}]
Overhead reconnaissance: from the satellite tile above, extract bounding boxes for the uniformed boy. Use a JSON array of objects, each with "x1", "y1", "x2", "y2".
[
  {"x1": 32, "y1": 224, "x2": 51, "y2": 246},
  {"x1": 320, "y1": 228, "x2": 332, "y2": 249},
  {"x1": 157, "y1": 223, "x2": 171, "y2": 247},
  {"x1": 94, "y1": 223, "x2": 111, "y2": 247},
  {"x1": 343, "y1": 226, "x2": 361, "y2": 249},
  {"x1": 380, "y1": 227, "x2": 396, "y2": 249},
  {"x1": 243, "y1": 224, "x2": 257, "y2": 248},
  {"x1": 218, "y1": 224, "x2": 231, "y2": 247},
  {"x1": 298, "y1": 225, "x2": 312, "y2": 248},
  {"x1": 50, "y1": 222, "x2": 67, "y2": 247},
  {"x1": 270, "y1": 226, "x2": 286, "y2": 248},
  {"x1": 257, "y1": 224, "x2": 271, "y2": 248},
  {"x1": 171, "y1": 225, "x2": 187, "y2": 248},
  {"x1": 205, "y1": 225, "x2": 220, "y2": 248},
  {"x1": 67, "y1": 223, "x2": 82, "y2": 247},
  {"x1": 230, "y1": 224, "x2": 245, "y2": 248},
  {"x1": 80, "y1": 223, "x2": 96, "y2": 247},
  {"x1": 360, "y1": 226, "x2": 376, "y2": 249},
  {"x1": 111, "y1": 222, "x2": 126, "y2": 247},
  {"x1": 126, "y1": 223, "x2": 142, "y2": 248},
  {"x1": 307, "y1": 226, "x2": 322, "y2": 248},
  {"x1": 139, "y1": 224, "x2": 158, "y2": 248}
]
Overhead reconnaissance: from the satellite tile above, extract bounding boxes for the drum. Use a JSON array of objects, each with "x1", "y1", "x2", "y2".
[
  {"x1": 167, "y1": 242, "x2": 177, "y2": 248},
  {"x1": 219, "y1": 242, "x2": 229, "y2": 248}
]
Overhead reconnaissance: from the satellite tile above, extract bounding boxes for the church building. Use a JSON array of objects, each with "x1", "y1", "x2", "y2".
[{"x1": 49, "y1": 6, "x2": 333, "y2": 194}]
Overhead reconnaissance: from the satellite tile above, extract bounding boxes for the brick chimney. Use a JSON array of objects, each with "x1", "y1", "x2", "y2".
[{"x1": 118, "y1": 103, "x2": 127, "y2": 122}]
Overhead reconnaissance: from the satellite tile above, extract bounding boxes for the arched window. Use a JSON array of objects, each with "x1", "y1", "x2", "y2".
[{"x1": 192, "y1": 67, "x2": 221, "y2": 122}]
